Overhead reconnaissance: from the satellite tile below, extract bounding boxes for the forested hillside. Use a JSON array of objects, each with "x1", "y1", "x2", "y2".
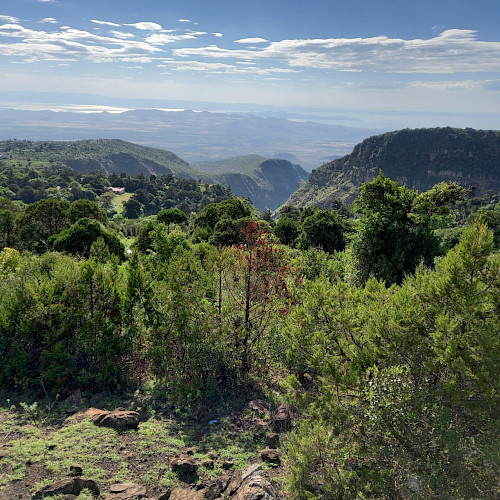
[
  {"x1": 286, "y1": 127, "x2": 500, "y2": 208},
  {"x1": 1, "y1": 168, "x2": 500, "y2": 498},
  {"x1": 0, "y1": 140, "x2": 308, "y2": 211},
  {"x1": 193, "y1": 155, "x2": 309, "y2": 211},
  {"x1": 0, "y1": 138, "x2": 197, "y2": 178}
]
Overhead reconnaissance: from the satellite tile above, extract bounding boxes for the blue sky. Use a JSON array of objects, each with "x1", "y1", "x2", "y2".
[{"x1": 1, "y1": 0, "x2": 500, "y2": 129}]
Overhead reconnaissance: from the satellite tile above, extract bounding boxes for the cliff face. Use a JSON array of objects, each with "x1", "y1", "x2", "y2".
[
  {"x1": 285, "y1": 127, "x2": 500, "y2": 208},
  {"x1": 194, "y1": 156, "x2": 309, "y2": 211}
]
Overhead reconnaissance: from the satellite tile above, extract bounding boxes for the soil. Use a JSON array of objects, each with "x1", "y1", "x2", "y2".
[{"x1": 0, "y1": 393, "x2": 289, "y2": 500}]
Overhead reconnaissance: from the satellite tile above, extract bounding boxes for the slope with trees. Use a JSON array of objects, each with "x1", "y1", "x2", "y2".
[{"x1": 285, "y1": 127, "x2": 500, "y2": 208}]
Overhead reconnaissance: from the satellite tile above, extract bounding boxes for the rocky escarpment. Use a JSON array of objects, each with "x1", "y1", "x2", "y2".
[{"x1": 284, "y1": 127, "x2": 500, "y2": 208}]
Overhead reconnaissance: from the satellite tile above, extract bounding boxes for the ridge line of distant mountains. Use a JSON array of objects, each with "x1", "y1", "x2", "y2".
[
  {"x1": 2, "y1": 126, "x2": 500, "y2": 212},
  {"x1": 0, "y1": 139, "x2": 308, "y2": 212}
]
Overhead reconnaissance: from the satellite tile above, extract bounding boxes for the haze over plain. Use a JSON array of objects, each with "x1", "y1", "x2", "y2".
[{"x1": 0, "y1": 0, "x2": 499, "y2": 135}]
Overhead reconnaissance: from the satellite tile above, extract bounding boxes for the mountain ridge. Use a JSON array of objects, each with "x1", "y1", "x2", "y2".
[{"x1": 284, "y1": 127, "x2": 500, "y2": 208}]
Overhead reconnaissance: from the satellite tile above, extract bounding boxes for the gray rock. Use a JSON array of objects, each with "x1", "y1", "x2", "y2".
[
  {"x1": 169, "y1": 486, "x2": 203, "y2": 500},
  {"x1": 93, "y1": 409, "x2": 141, "y2": 431},
  {"x1": 106, "y1": 482, "x2": 147, "y2": 499},
  {"x1": 269, "y1": 403, "x2": 296, "y2": 432},
  {"x1": 31, "y1": 477, "x2": 100, "y2": 499},
  {"x1": 261, "y1": 448, "x2": 280, "y2": 466}
]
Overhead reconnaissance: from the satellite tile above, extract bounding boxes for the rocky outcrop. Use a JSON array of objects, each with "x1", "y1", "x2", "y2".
[
  {"x1": 270, "y1": 403, "x2": 296, "y2": 432},
  {"x1": 92, "y1": 408, "x2": 141, "y2": 431},
  {"x1": 284, "y1": 127, "x2": 500, "y2": 208},
  {"x1": 31, "y1": 477, "x2": 99, "y2": 499},
  {"x1": 105, "y1": 483, "x2": 147, "y2": 499}
]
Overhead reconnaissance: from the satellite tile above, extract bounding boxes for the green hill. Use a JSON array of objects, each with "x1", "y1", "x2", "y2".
[
  {"x1": 284, "y1": 127, "x2": 500, "y2": 208},
  {"x1": 0, "y1": 138, "x2": 198, "y2": 178},
  {"x1": 193, "y1": 154, "x2": 309, "y2": 211}
]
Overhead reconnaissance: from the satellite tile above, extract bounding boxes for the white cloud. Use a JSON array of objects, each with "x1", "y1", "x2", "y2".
[
  {"x1": 0, "y1": 23, "x2": 164, "y2": 62},
  {"x1": 213, "y1": 33, "x2": 223, "y2": 38},
  {"x1": 234, "y1": 37, "x2": 269, "y2": 44},
  {"x1": 174, "y1": 30, "x2": 500, "y2": 74},
  {"x1": 178, "y1": 19, "x2": 192, "y2": 23},
  {"x1": 125, "y1": 22, "x2": 163, "y2": 31},
  {"x1": 410, "y1": 80, "x2": 481, "y2": 90},
  {"x1": 0, "y1": 15, "x2": 19, "y2": 23},
  {"x1": 145, "y1": 33, "x2": 197, "y2": 45},
  {"x1": 159, "y1": 59, "x2": 298, "y2": 75},
  {"x1": 41, "y1": 18, "x2": 58, "y2": 24},
  {"x1": 91, "y1": 20, "x2": 120, "y2": 27},
  {"x1": 37, "y1": 0, "x2": 56, "y2": 2},
  {"x1": 109, "y1": 30, "x2": 135, "y2": 40}
]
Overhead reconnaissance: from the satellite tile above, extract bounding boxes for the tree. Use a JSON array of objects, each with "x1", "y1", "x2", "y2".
[
  {"x1": 223, "y1": 221, "x2": 299, "y2": 372},
  {"x1": 123, "y1": 197, "x2": 143, "y2": 219},
  {"x1": 297, "y1": 208, "x2": 345, "y2": 253},
  {"x1": 353, "y1": 171, "x2": 439, "y2": 284},
  {"x1": 273, "y1": 216, "x2": 299, "y2": 247},
  {"x1": 49, "y1": 218, "x2": 125, "y2": 260},
  {"x1": 16, "y1": 198, "x2": 70, "y2": 253},
  {"x1": 157, "y1": 208, "x2": 188, "y2": 233},
  {"x1": 67, "y1": 199, "x2": 107, "y2": 224}
]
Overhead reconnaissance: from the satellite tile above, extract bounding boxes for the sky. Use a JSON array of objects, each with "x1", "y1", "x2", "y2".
[{"x1": 1, "y1": 0, "x2": 500, "y2": 129}]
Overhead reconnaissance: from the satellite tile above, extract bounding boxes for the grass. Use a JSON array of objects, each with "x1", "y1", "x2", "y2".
[
  {"x1": 0, "y1": 391, "x2": 284, "y2": 498},
  {"x1": 112, "y1": 192, "x2": 133, "y2": 215}
]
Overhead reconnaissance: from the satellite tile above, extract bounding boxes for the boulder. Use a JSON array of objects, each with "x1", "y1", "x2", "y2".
[
  {"x1": 169, "y1": 486, "x2": 203, "y2": 500},
  {"x1": 269, "y1": 403, "x2": 296, "y2": 432},
  {"x1": 203, "y1": 474, "x2": 230, "y2": 500},
  {"x1": 171, "y1": 455, "x2": 200, "y2": 483},
  {"x1": 106, "y1": 482, "x2": 147, "y2": 499},
  {"x1": 248, "y1": 400, "x2": 270, "y2": 413},
  {"x1": 92, "y1": 409, "x2": 140, "y2": 431},
  {"x1": 228, "y1": 464, "x2": 277, "y2": 500},
  {"x1": 69, "y1": 464, "x2": 83, "y2": 477},
  {"x1": 266, "y1": 433, "x2": 279, "y2": 447},
  {"x1": 31, "y1": 478, "x2": 99, "y2": 499},
  {"x1": 261, "y1": 448, "x2": 281, "y2": 466}
]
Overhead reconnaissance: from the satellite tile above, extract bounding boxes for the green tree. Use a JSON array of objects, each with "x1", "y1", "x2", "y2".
[
  {"x1": 297, "y1": 208, "x2": 345, "y2": 254},
  {"x1": 16, "y1": 198, "x2": 70, "y2": 253},
  {"x1": 49, "y1": 218, "x2": 125, "y2": 260},
  {"x1": 353, "y1": 171, "x2": 439, "y2": 284},
  {"x1": 273, "y1": 216, "x2": 300, "y2": 247},
  {"x1": 157, "y1": 208, "x2": 188, "y2": 233}
]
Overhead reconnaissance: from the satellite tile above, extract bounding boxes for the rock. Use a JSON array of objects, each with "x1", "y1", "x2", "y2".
[
  {"x1": 269, "y1": 403, "x2": 296, "y2": 432},
  {"x1": 69, "y1": 463, "x2": 83, "y2": 477},
  {"x1": 31, "y1": 478, "x2": 100, "y2": 499},
  {"x1": 203, "y1": 474, "x2": 230, "y2": 500},
  {"x1": 171, "y1": 455, "x2": 199, "y2": 473},
  {"x1": 157, "y1": 493, "x2": 171, "y2": 500},
  {"x1": 248, "y1": 400, "x2": 270, "y2": 413},
  {"x1": 106, "y1": 482, "x2": 147, "y2": 499},
  {"x1": 266, "y1": 433, "x2": 279, "y2": 447},
  {"x1": 92, "y1": 409, "x2": 140, "y2": 431},
  {"x1": 261, "y1": 448, "x2": 281, "y2": 466},
  {"x1": 222, "y1": 460, "x2": 234, "y2": 470},
  {"x1": 185, "y1": 446, "x2": 199, "y2": 456},
  {"x1": 202, "y1": 459, "x2": 214, "y2": 469},
  {"x1": 171, "y1": 455, "x2": 200, "y2": 483},
  {"x1": 169, "y1": 486, "x2": 203, "y2": 500},
  {"x1": 227, "y1": 464, "x2": 262, "y2": 496},
  {"x1": 227, "y1": 464, "x2": 277, "y2": 500},
  {"x1": 232, "y1": 469, "x2": 277, "y2": 500}
]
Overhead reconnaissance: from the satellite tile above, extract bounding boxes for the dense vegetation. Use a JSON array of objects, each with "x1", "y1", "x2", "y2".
[
  {"x1": 0, "y1": 139, "x2": 309, "y2": 212},
  {"x1": 193, "y1": 155, "x2": 309, "y2": 211},
  {"x1": 1, "y1": 170, "x2": 500, "y2": 498},
  {"x1": 286, "y1": 127, "x2": 500, "y2": 208}
]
